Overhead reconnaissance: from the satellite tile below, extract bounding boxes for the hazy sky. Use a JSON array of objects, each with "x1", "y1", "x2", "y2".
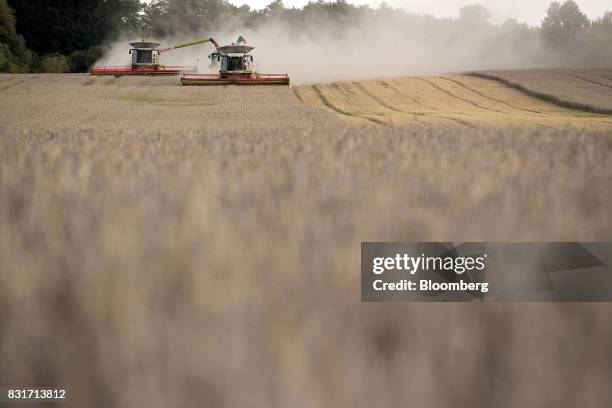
[{"x1": 226, "y1": 0, "x2": 611, "y2": 25}]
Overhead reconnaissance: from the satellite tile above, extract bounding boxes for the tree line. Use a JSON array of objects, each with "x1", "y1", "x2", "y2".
[{"x1": 0, "y1": 0, "x2": 610, "y2": 73}]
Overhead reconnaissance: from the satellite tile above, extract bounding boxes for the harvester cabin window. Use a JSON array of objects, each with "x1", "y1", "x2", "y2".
[
  {"x1": 137, "y1": 50, "x2": 153, "y2": 64},
  {"x1": 227, "y1": 57, "x2": 243, "y2": 71}
]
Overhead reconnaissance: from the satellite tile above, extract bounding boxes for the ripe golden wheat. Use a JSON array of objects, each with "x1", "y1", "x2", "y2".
[{"x1": 1, "y1": 72, "x2": 612, "y2": 407}]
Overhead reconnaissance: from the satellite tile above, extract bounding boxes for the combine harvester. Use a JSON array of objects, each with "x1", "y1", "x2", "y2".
[
  {"x1": 90, "y1": 38, "x2": 219, "y2": 76},
  {"x1": 181, "y1": 36, "x2": 290, "y2": 86}
]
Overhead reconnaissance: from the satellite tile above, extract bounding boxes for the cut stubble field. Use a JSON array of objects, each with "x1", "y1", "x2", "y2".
[{"x1": 1, "y1": 69, "x2": 612, "y2": 407}]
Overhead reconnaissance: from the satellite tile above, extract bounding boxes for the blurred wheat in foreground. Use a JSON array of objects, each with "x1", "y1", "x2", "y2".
[{"x1": 1, "y1": 123, "x2": 612, "y2": 407}]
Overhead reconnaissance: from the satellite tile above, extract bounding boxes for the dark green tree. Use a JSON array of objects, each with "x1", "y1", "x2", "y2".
[
  {"x1": 7, "y1": 0, "x2": 142, "y2": 55},
  {"x1": 142, "y1": 0, "x2": 240, "y2": 38},
  {"x1": 0, "y1": 0, "x2": 31, "y2": 71}
]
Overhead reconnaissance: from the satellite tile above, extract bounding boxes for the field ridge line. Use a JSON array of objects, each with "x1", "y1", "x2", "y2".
[
  {"x1": 351, "y1": 81, "x2": 425, "y2": 123},
  {"x1": 418, "y1": 78, "x2": 506, "y2": 114},
  {"x1": 379, "y1": 80, "x2": 438, "y2": 111},
  {"x1": 293, "y1": 87, "x2": 303, "y2": 102},
  {"x1": 438, "y1": 116, "x2": 478, "y2": 129},
  {"x1": 594, "y1": 71, "x2": 612, "y2": 81},
  {"x1": 563, "y1": 73, "x2": 612, "y2": 90},
  {"x1": 467, "y1": 72, "x2": 612, "y2": 115},
  {"x1": 375, "y1": 80, "x2": 477, "y2": 128},
  {"x1": 351, "y1": 82, "x2": 403, "y2": 113},
  {"x1": 331, "y1": 83, "x2": 394, "y2": 121},
  {"x1": 0, "y1": 76, "x2": 37, "y2": 92},
  {"x1": 331, "y1": 83, "x2": 353, "y2": 98},
  {"x1": 311, "y1": 85, "x2": 386, "y2": 126},
  {"x1": 439, "y1": 76, "x2": 543, "y2": 114}
]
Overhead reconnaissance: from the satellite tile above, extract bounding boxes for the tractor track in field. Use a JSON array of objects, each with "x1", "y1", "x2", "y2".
[
  {"x1": 331, "y1": 84, "x2": 368, "y2": 109},
  {"x1": 594, "y1": 74, "x2": 612, "y2": 84},
  {"x1": 353, "y1": 81, "x2": 476, "y2": 128},
  {"x1": 331, "y1": 83, "x2": 394, "y2": 122},
  {"x1": 563, "y1": 73, "x2": 612, "y2": 90},
  {"x1": 351, "y1": 81, "x2": 425, "y2": 123},
  {"x1": 351, "y1": 82, "x2": 403, "y2": 113},
  {"x1": 311, "y1": 85, "x2": 387, "y2": 126},
  {"x1": 0, "y1": 76, "x2": 37, "y2": 92},
  {"x1": 436, "y1": 116, "x2": 478, "y2": 129},
  {"x1": 292, "y1": 87, "x2": 303, "y2": 102},
  {"x1": 331, "y1": 83, "x2": 356, "y2": 99},
  {"x1": 523, "y1": 121, "x2": 560, "y2": 131},
  {"x1": 354, "y1": 81, "x2": 478, "y2": 128},
  {"x1": 417, "y1": 78, "x2": 506, "y2": 114},
  {"x1": 438, "y1": 77, "x2": 564, "y2": 130},
  {"x1": 439, "y1": 77, "x2": 543, "y2": 114},
  {"x1": 378, "y1": 80, "x2": 438, "y2": 111},
  {"x1": 595, "y1": 72, "x2": 612, "y2": 81}
]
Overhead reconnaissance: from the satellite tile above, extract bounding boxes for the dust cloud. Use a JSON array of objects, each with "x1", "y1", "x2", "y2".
[{"x1": 97, "y1": 14, "x2": 545, "y2": 84}]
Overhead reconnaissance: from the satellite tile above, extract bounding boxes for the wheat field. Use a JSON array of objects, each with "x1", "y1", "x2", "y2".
[
  {"x1": 1, "y1": 71, "x2": 612, "y2": 407},
  {"x1": 296, "y1": 72, "x2": 612, "y2": 128},
  {"x1": 0, "y1": 74, "x2": 335, "y2": 134}
]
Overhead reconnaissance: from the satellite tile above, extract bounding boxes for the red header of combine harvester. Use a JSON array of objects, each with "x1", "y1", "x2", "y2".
[
  {"x1": 181, "y1": 73, "x2": 290, "y2": 86},
  {"x1": 90, "y1": 65, "x2": 196, "y2": 76}
]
